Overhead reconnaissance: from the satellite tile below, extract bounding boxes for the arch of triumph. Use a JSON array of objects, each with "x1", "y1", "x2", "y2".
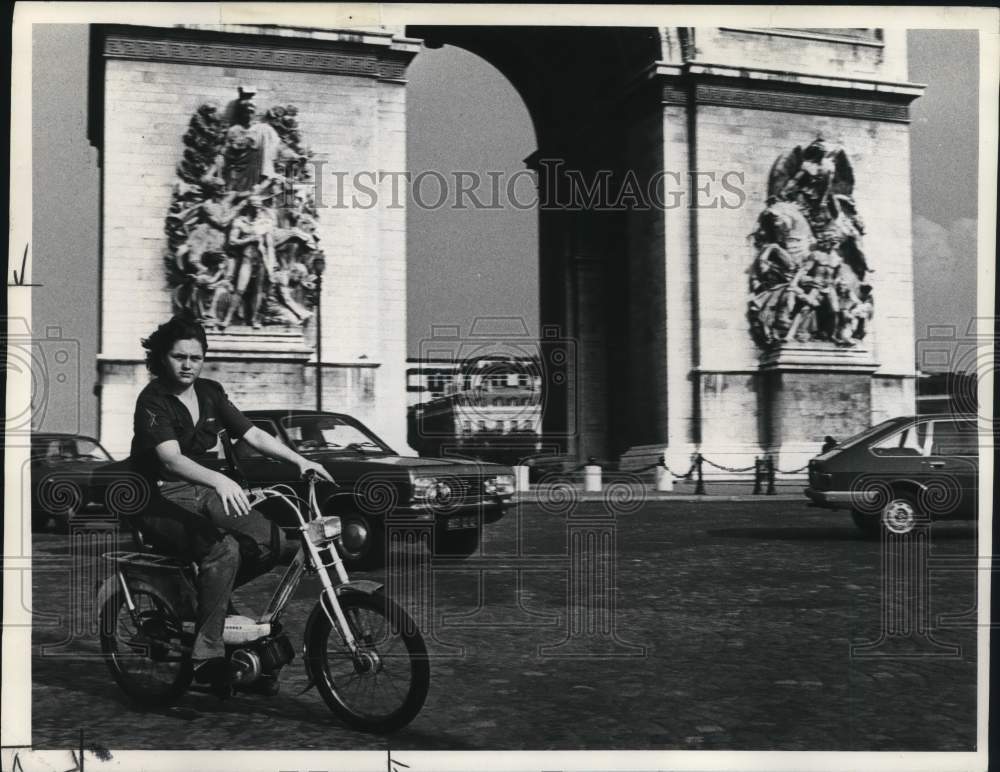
[{"x1": 92, "y1": 24, "x2": 921, "y2": 473}]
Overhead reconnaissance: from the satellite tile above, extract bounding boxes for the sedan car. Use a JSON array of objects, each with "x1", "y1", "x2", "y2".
[
  {"x1": 219, "y1": 410, "x2": 515, "y2": 568},
  {"x1": 804, "y1": 414, "x2": 979, "y2": 536},
  {"x1": 30, "y1": 433, "x2": 115, "y2": 531}
]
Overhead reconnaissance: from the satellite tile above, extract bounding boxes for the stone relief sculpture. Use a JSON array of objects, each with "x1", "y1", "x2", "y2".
[
  {"x1": 165, "y1": 87, "x2": 322, "y2": 329},
  {"x1": 747, "y1": 137, "x2": 873, "y2": 348}
]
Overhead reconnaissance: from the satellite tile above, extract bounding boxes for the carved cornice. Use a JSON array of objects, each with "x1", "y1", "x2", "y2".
[
  {"x1": 101, "y1": 27, "x2": 415, "y2": 81},
  {"x1": 718, "y1": 27, "x2": 885, "y2": 48},
  {"x1": 653, "y1": 62, "x2": 922, "y2": 123},
  {"x1": 694, "y1": 83, "x2": 911, "y2": 122}
]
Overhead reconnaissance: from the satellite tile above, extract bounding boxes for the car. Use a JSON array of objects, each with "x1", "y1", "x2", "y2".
[
  {"x1": 30, "y1": 433, "x2": 116, "y2": 531},
  {"x1": 219, "y1": 410, "x2": 515, "y2": 568},
  {"x1": 804, "y1": 414, "x2": 979, "y2": 536}
]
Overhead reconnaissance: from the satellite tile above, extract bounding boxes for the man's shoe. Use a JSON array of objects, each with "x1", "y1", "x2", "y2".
[{"x1": 192, "y1": 657, "x2": 236, "y2": 698}]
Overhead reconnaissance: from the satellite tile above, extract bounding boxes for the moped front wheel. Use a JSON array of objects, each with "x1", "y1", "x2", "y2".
[
  {"x1": 307, "y1": 591, "x2": 429, "y2": 733},
  {"x1": 99, "y1": 582, "x2": 193, "y2": 706}
]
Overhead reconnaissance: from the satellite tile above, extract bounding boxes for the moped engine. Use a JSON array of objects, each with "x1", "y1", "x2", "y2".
[
  {"x1": 258, "y1": 633, "x2": 295, "y2": 672},
  {"x1": 231, "y1": 648, "x2": 262, "y2": 685}
]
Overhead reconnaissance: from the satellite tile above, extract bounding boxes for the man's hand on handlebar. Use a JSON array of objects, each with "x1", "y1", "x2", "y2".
[
  {"x1": 298, "y1": 459, "x2": 335, "y2": 484},
  {"x1": 213, "y1": 475, "x2": 253, "y2": 518}
]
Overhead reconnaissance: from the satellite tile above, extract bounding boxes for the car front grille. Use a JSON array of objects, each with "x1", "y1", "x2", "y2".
[{"x1": 420, "y1": 474, "x2": 491, "y2": 508}]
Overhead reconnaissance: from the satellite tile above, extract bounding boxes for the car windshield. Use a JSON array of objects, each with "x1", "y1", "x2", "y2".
[
  {"x1": 280, "y1": 415, "x2": 393, "y2": 454},
  {"x1": 828, "y1": 418, "x2": 906, "y2": 452},
  {"x1": 31, "y1": 437, "x2": 113, "y2": 462}
]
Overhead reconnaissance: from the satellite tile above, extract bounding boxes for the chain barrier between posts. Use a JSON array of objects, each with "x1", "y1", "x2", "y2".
[
  {"x1": 552, "y1": 452, "x2": 805, "y2": 497},
  {"x1": 567, "y1": 458, "x2": 697, "y2": 479},
  {"x1": 700, "y1": 456, "x2": 758, "y2": 474},
  {"x1": 774, "y1": 462, "x2": 810, "y2": 474}
]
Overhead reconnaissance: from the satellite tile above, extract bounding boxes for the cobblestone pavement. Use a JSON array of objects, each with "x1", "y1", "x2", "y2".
[{"x1": 28, "y1": 499, "x2": 979, "y2": 751}]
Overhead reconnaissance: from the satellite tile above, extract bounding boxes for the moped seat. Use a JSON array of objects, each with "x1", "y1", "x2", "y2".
[{"x1": 117, "y1": 523, "x2": 198, "y2": 574}]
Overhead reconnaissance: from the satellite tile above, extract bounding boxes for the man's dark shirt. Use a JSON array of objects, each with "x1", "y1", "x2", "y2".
[{"x1": 130, "y1": 377, "x2": 253, "y2": 483}]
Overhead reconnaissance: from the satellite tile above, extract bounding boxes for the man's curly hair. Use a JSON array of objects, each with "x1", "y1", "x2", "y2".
[{"x1": 141, "y1": 316, "x2": 209, "y2": 377}]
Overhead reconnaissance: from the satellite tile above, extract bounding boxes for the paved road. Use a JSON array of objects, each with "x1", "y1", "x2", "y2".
[{"x1": 29, "y1": 498, "x2": 979, "y2": 751}]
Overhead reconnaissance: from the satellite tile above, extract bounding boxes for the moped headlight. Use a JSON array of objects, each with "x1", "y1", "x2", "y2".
[{"x1": 306, "y1": 515, "x2": 342, "y2": 543}]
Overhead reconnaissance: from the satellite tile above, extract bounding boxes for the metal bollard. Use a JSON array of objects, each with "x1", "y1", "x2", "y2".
[
  {"x1": 584, "y1": 458, "x2": 602, "y2": 492},
  {"x1": 766, "y1": 455, "x2": 777, "y2": 495},
  {"x1": 752, "y1": 457, "x2": 762, "y2": 495},
  {"x1": 513, "y1": 465, "x2": 530, "y2": 493},
  {"x1": 694, "y1": 454, "x2": 706, "y2": 495},
  {"x1": 655, "y1": 459, "x2": 674, "y2": 492}
]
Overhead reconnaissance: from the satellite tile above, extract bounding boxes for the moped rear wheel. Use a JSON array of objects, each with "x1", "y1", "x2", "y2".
[
  {"x1": 99, "y1": 582, "x2": 193, "y2": 706},
  {"x1": 308, "y1": 592, "x2": 429, "y2": 733}
]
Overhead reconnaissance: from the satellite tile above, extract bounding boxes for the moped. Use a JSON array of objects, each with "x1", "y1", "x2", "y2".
[{"x1": 96, "y1": 468, "x2": 429, "y2": 733}]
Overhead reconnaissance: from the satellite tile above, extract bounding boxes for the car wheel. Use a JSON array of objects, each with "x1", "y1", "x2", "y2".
[
  {"x1": 335, "y1": 512, "x2": 385, "y2": 571},
  {"x1": 881, "y1": 493, "x2": 921, "y2": 535}
]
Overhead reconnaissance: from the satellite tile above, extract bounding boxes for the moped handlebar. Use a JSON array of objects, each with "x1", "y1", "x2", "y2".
[{"x1": 302, "y1": 468, "x2": 340, "y2": 488}]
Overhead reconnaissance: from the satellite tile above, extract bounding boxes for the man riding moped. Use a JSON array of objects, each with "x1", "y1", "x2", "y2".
[{"x1": 126, "y1": 316, "x2": 332, "y2": 693}]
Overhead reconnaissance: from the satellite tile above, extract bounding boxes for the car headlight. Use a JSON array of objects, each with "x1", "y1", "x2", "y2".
[
  {"x1": 306, "y1": 515, "x2": 342, "y2": 543},
  {"x1": 411, "y1": 476, "x2": 456, "y2": 504},
  {"x1": 412, "y1": 476, "x2": 439, "y2": 501},
  {"x1": 484, "y1": 474, "x2": 515, "y2": 496}
]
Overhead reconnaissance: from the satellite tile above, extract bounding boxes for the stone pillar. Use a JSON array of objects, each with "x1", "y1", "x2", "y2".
[
  {"x1": 619, "y1": 28, "x2": 922, "y2": 477},
  {"x1": 661, "y1": 69, "x2": 699, "y2": 474}
]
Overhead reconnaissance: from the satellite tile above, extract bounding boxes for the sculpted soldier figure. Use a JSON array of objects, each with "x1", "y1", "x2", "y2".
[
  {"x1": 785, "y1": 246, "x2": 844, "y2": 341},
  {"x1": 220, "y1": 196, "x2": 276, "y2": 329},
  {"x1": 174, "y1": 180, "x2": 241, "y2": 274},
  {"x1": 835, "y1": 282, "x2": 874, "y2": 345}
]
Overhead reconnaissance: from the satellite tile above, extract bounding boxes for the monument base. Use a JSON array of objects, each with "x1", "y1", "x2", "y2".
[
  {"x1": 618, "y1": 344, "x2": 884, "y2": 481},
  {"x1": 759, "y1": 343, "x2": 880, "y2": 475},
  {"x1": 97, "y1": 330, "x2": 382, "y2": 457}
]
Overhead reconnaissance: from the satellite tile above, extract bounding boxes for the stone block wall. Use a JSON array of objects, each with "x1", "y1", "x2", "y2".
[{"x1": 693, "y1": 28, "x2": 908, "y2": 82}]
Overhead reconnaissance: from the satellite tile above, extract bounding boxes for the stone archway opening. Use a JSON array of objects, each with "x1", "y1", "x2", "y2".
[
  {"x1": 405, "y1": 43, "x2": 540, "y2": 359},
  {"x1": 405, "y1": 26, "x2": 664, "y2": 465}
]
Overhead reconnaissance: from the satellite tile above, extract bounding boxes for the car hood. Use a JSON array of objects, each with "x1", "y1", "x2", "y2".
[
  {"x1": 32, "y1": 458, "x2": 111, "y2": 477},
  {"x1": 304, "y1": 451, "x2": 512, "y2": 475}
]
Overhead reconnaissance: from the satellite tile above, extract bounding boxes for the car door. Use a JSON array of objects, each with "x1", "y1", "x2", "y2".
[
  {"x1": 923, "y1": 417, "x2": 979, "y2": 519},
  {"x1": 233, "y1": 418, "x2": 300, "y2": 486},
  {"x1": 865, "y1": 418, "x2": 932, "y2": 484}
]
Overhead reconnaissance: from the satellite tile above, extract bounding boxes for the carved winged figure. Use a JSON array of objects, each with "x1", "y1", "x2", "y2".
[{"x1": 748, "y1": 137, "x2": 874, "y2": 348}]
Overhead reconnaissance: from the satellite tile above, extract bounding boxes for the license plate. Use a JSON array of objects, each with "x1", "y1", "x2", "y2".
[{"x1": 446, "y1": 516, "x2": 477, "y2": 531}]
